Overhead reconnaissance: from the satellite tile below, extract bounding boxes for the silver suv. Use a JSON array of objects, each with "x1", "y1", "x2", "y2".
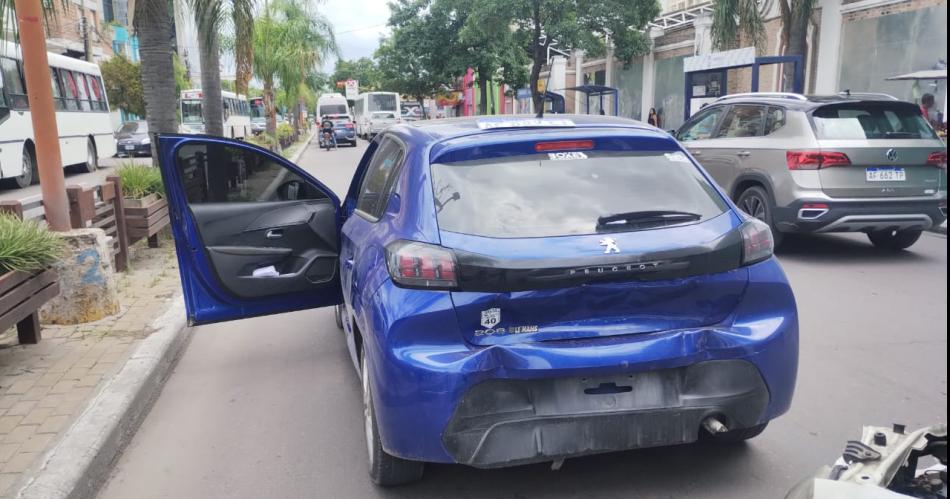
[{"x1": 675, "y1": 92, "x2": 947, "y2": 250}]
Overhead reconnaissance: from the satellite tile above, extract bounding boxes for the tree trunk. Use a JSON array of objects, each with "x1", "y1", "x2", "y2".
[
  {"x1": 134, "y1": 1, "x2": 178, "y2": 165},
  {"x1": 477, "y1": 70, "x2": 490, "y2": 116},
  {"x1": 417, "y1": 97, "x2": 427, "y2": 119},
  {"x1": 781, "y1": 1, "x2": 810, "y2": 92},
  {"x1": 528, "y1": 1, "x2": 545, "y2": 115},
  {"x1": 264, "y1": 78, "x2": 277, "y2": 145},
  {"x1": 197, "y1": 27, "x2": 225, "y2": 137}
]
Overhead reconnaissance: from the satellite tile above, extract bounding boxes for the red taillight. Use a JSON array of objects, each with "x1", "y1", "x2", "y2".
[
  {"x1": 926, "y1": 150, "x2": 947, "y2": 169},
  {"x1": 386, "y1": 240, "x2": 458, "y2": 289},
  {"x1": 345, "y1": 123, "x2": 354, "y2": 129},
  {"x1": 786, "y1": 151, "x2": 851, "y2": 170},
  {"x1": 739, "y1": 219, "x2": 774, "y2": 265},
  {"x1": 535, "y1": 140, "x2": 594, "y2": 153}
]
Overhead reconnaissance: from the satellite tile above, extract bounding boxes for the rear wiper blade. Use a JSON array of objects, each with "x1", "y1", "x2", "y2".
[{"x1": 597, "y1": 210, "x2": 701, "y2": 228}]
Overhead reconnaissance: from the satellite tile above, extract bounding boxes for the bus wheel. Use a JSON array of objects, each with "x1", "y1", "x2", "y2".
[{"x1": 84, "y1": 139, "x2": 99, "y2": 173}]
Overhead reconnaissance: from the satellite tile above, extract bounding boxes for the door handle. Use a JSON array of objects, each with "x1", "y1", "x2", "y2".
[
  {"x1": 265, "y1": 229, "x2": 283, "y2": 239},
  {"x1": 737, "y1": 151, "x2": 751, "y2": 158}
]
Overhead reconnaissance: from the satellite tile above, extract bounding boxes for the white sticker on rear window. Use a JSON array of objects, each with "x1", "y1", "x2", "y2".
[
  {"x1": 665, "y1": 152, "x2": 691, "y2": 163},
  {"x1": 477, "y1": 118, "x2": 576, "y2": 129},
  {"x1": 548, "y1": 151, "x2": 588, "y2": 161}
]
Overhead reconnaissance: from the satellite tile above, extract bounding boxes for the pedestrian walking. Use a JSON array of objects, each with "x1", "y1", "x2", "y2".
[{"x1": 647, "y1": 108, "x2": 660, "y2": 128}]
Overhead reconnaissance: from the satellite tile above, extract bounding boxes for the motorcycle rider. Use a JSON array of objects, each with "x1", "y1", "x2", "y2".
[{"x1": 320, "y1": 115, "x2": 337, "y2": 149}]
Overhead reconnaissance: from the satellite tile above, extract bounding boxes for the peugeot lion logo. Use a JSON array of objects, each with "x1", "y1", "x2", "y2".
[
  {"x1": 599, "y1": 237, "x2": 620, "y2": 254},
  {"x1": 886, "y1": 148, "x2": 899, "y2": 162}
]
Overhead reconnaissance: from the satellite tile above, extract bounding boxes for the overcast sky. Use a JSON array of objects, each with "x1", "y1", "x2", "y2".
[{"x1": 320, "y1": 0, "x2": 392, "y2": 72}]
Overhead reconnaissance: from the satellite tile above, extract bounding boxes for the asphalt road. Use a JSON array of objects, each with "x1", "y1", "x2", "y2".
[
  {"x1": 98, "y1": 139, "x2": 948, "y2": 499},
  {"x1": 0, "y1": 156, "x2": 152, "y2": 203}
]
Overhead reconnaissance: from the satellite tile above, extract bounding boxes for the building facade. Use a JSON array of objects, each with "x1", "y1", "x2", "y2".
[
  {"x1": 44, "y1": 0, "x2": 114, "y2": 62},
  {"x1": 526, "y1": 0, "x2": 946, "y2": 131}
]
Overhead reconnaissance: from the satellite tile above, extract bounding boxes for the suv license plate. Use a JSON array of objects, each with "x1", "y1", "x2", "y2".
[
  {"x1": 866, "y1": 167, "x2": 905, "y2": 182},
  {"x1": 124, "y1": 145, "x2": 136, "y2": 151}
]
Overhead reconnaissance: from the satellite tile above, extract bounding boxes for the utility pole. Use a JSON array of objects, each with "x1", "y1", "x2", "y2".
[
  {"x1": 13, "y1": 0, "x2": 71, "y2": 231},
  {"x1": 80, "y1": 13, "x2": 94, "y2": 62}
]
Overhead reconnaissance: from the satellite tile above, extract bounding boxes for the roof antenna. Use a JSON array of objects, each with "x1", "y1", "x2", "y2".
[{"x1": 536, "y1": 69, "x2": 553, "y2": 119}]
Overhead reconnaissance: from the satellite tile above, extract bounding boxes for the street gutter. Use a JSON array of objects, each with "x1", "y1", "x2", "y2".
[{"x1": 11, "y1": 132, "x2": 315, "y2": 499}]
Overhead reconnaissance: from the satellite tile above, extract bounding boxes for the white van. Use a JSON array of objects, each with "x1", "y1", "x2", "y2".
[
  {"x1": 352, "y1": 92, "x2": 401, "y2": 139},
  {"x1": 316, "y1": 93, "x2": 350, "y2": 120}
]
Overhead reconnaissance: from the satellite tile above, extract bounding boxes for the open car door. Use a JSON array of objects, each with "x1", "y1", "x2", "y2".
[{"x1": 157, "y1": 135, "x2": 342, "y2": 325}]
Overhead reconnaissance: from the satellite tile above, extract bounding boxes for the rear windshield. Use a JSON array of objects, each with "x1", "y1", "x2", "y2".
[
  {"x1": 118, "y1": 121, "x2": 147, "y2": 134},
  {"x1": 431, "y1": 151, "x2": 728, "y2": 238},
  {"x1": 811, "y1": 102, "x2": 937, "y2": 140}
]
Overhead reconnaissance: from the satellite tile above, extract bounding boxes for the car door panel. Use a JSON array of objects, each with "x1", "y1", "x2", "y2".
[{"x1": 157, "y1": 135, "x2": 342, "y2": 325}]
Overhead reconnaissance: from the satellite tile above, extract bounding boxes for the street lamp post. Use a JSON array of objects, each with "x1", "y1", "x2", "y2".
[{"x1": 14, "y1": 0, "x2": 71, "y2": 231}]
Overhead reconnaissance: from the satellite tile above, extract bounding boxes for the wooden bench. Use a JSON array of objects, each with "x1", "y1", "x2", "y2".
[{"x1": 0, "y1": 269, "x2": 60, "y2": 344}]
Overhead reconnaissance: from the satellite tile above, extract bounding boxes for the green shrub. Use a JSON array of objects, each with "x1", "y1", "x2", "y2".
[
  {"x1": 117, "y1": 163, "x2": 164, "y2": 199},
  {"x1": 0, "y1": 214, "x2": 64, "y2": 275},
  {"x1": 277, "y1": 123, "x2": 294, "y2": 145}
]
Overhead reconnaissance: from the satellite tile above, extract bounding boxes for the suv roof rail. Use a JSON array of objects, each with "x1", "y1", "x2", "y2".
[
  {"x1": 715, "y1": 92, "x2": 808, "y2": 102},
  {"x1": 837, "y1": 90, "x2": 900, "y2": 101}
]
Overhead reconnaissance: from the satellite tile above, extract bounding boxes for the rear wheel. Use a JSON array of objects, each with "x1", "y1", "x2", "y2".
[
  {"x1": 84, "y1": 139, "x2": 99, "y2": 173},
  {"x1": 361, "y1": 349, "x2": 424, "y2": 486},
  {"x1": 867, "y1": 229, "x2": 922, "y2": 251},
  {"x1": 702, "y1": 422, "x2": 769, "y2": 444},
  {"x1": 4, "y1": 147, "x2": 36, "y2": 189},
  {"x1": 736, "y1": 186, "x2": 783, "y2": 248}
]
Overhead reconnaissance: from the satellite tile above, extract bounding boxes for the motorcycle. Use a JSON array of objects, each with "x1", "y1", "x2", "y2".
[{"x1": 321, "y1": 128, "x2": 337, "y2": 151}]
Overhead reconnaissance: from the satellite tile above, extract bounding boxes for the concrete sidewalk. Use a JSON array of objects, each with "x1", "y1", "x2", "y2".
[{"x1": 0, "y1": 239, "x2": 182, "y2": 497}]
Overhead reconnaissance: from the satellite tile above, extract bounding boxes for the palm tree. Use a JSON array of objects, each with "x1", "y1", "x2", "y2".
[
  {"x1": 189, "y1": 0, "x2": 255, "y2": 137},
  {"x1": 711, "y1": 0, "x2": 814, "y2": 91},
  {"x1": 253, "y1": 0, "x2": 336, "y2": 140},
  {"x1": 134, "y1": 1, "x2": 179, "y2": 160}
]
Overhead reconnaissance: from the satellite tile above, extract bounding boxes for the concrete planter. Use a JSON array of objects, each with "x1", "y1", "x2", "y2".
[
  {"x1": 0, "y1": 268, "x2": 60, "y2": 344},
  {"x1": 124, "y1": 195, "x2": 169, "y2": 247}
]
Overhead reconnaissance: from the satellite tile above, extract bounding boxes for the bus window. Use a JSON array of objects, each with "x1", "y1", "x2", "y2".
[
  {"x1": 75, "y1": 73, "x2": 92, "y2": 111},
  {"x1": 49, "y1": 68, "x2": 66, "y2": 111},
  {"x1": 181, "y1": 99, "x2": 203, "y2": 124},
  {"x1": 59, "y1": 70, "x2": 80, "y2": 111},
  {"x1": 88, "y1": 75, "x2": 104, "y2": 111},
  {"x1": 0, "y1": 57, "x2": 28, "y2": 109}
]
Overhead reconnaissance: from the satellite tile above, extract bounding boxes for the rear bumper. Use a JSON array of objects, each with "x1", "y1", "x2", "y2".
[
  {"x1": 443, "y1": 360, "x2": 768, "y2": 468},
  {"x1": 360, "y1": 258, "x2": 798, "y2": 466},
  {"x1": 774, "y1": 197, "x2": 947, "y2": 233}
]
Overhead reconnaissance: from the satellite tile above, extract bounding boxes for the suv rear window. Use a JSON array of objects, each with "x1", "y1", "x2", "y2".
[
  {"x1": 430, "y1": 151, "x2": 728, "y2": 238},
  {"x1": 811, "y1": 102, "x2": 937, "y2": 140}
]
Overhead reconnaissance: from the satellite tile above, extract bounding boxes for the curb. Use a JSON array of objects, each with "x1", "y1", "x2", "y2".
[
  {"x1": 288, "y1": 131, "x2": 314, "y2": 163},
  {"x1": 13, "y1": 298, "x2": 191, "y2": 499}
]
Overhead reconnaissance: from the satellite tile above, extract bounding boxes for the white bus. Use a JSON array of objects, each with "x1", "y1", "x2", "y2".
[
  {"x1": 0, "y1": 42, "x2": 117, "y2": 189},
  {"x1": 316, "y1": 93, "x2": 349, "y2": 119},
  {"x1": 352, "y1": 91, "x2": 401, "y2": 139},
  {"x1": 179, "y1": 89, "x2": 251, "y2": 139}
]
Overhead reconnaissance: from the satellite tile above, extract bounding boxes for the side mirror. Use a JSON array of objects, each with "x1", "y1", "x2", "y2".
[{"x1": 276, "y1": 180, "x2": 305, "y2": 201}]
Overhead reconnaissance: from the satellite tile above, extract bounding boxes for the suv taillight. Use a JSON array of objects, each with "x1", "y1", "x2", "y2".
[
  {"x1": 739, "y1": 218, "x2": 774, "y2": 265},
  {"x1": 786, "y1": 151, "x2": 851, "y2": 170},
  {"x1": 926, "y1": 150, "x2": 947, "y2": 169},
  {"x1": 386, "y1": 240, "x2": 458, "y2": 290}
]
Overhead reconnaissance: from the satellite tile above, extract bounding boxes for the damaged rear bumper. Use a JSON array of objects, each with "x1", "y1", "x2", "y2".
[
  {"x1": 363, "y1": 257, "x2": 798, "y2": 465},
  {"x1": 443, "y1": 360, "x2": 768, "y2": 468}
]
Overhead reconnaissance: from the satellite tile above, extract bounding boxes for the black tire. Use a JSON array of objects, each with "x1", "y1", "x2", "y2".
[
  {"x1": 362, "y1": 349, "x2": 424, "y2": 486},
  {"x1": 4, "y1": 147, "x2": 36, "y2": 189},
  {"x1": 702, "y1": 422, "x2": 769, "y2": 444},
  {"x1": 868, "y1": 229, "x2": 923, "y2": 251},
  {"x1": 84, "y1": 138, "x2": 99, "y2": 173},
  {"x1": 736, "y1": 186, "x2": 783, "y2": 248},
  {"x1": 334, "y1": 304, "x2": 344, "y2": 330}
]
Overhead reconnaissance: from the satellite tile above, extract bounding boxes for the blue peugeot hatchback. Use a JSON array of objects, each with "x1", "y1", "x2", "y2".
[{"x1": 157, "y1": 115, "x2": 798, "y2": 485}]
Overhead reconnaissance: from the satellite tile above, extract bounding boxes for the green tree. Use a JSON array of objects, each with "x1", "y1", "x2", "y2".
[
  {"x1": 467, "y1": 0, "x2": 659, "y2": 112},
  {"x1": 100, "y1": 55, "x2": 146, "y2": 117},
  {"x1": 711, "y1": 0, "x2": 812, "y2": 90},
  {"x1": 254, "y1": 0, "x2": 336, "y2": 141},
  {"x1": 190, "y1": 0, "x2": 255, "y2": 137},
  {"x1": 331, "y1": 58, "x2": 381, "y2": 92}
]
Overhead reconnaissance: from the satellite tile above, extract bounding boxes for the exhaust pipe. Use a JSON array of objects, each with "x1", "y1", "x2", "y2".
[{"x1": 702, "y1": 416, "x2": 729, "y2": 435}]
